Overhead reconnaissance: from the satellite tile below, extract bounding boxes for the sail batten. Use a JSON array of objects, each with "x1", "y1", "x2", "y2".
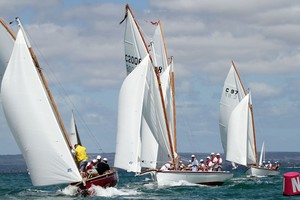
[{"x1": 1, "y1": 29, "x2": 82, "y2": 186}]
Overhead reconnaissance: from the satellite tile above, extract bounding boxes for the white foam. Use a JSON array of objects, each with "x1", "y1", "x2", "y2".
[
  {"x1": 58, "y1": 185, "x2": 78, "y2": 196},
  {"x1": 157, "y1": 180, "x2": 200, "y2": 187},
  {"x1": 88, "y1": 185, "x2": 140, "y2": 197}
]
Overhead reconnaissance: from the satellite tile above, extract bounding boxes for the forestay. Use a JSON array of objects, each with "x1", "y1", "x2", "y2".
[{"x1": 1, "y1": 29, "x2": 82, "y2": 186}]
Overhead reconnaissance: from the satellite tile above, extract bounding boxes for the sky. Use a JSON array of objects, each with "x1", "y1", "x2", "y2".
[{"x1": 0, "y1": 0, "x2": 299, "y2": 155}]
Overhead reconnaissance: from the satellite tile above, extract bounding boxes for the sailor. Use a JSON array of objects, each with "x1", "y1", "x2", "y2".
[
  {"x1": 206, "y1": 156, "x2": 214, "y2": 172},
  {"x1": 74, "y1": 144, "x2": 89, "y2": 177},
  {"x1": 190, "y1": 155, "x2": 199, "y2": 172},
  {"x1": 96, "y1": 157, "x2": 110, "y2": 175},
  {"x1": 274, "y1": 161, "x2": 280, "y2": 170},
  {"x1": 210, "y1": 152, "x2": 218, "y2": 167},
  {"x1": 198, "y1": 159, "x2": 207, "y2": 172},
  {"x1": 160, "y1": 161, "x2": 173, "y2": 171},
  {"x1": 178, "y1": 160, "x2": 185, "y2": 170},
  {"x1": 214, "y1": 153, "x2": 223, "y2": 171},
  {"x1": 86, "y1": 159, "x2": 99, "y2": 178},
  {"x1": 267, "y1": 161, "x2": 272, "y2": 169}
]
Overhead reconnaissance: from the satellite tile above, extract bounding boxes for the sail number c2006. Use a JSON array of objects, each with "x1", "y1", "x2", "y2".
[{"x1": 125, "y1": 54, "x2": 142, "y2": 66}]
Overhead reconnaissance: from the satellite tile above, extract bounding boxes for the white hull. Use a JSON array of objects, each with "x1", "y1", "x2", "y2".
[
  {"x1": 155, "y1": 170, "x2": 233, "y2": 185},
  {"x1": 245, "y1": 166, "x2": 280, "y2": 177}
]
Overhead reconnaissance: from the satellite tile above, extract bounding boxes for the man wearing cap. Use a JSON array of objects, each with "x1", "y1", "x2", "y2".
[
  {"x1": 190, "y1": 155, "x2": 199, "y2": 172},
  {"x1": 214, "y1": 153, "x2": 222, "y2": 171},
  {"x1": 198, "y1": 159, "x2": 207, "y2": 172},
  {"x1": 206, "y1": 156, "x2": 214, "y2": 172}
]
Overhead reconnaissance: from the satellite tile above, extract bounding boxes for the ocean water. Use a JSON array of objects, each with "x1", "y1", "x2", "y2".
[{"x1": 0, "y1": 153, "x2": 300, "y2": 199}]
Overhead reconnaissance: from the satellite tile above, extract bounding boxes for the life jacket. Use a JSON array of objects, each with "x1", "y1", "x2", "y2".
[{"x1": 75, "y1": 145, "x2": 88, "y2": 162}]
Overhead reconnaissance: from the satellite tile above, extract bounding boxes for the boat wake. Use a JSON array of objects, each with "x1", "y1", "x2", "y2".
[
  {"x1": 88, "y1": 185, "x2": 140, "y2": 197},
  {"x1": 157, "y1": 180, "x2": 201, "y2": 187}
]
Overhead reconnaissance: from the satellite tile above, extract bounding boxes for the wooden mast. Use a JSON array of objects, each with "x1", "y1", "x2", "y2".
[
  {"x1": 231, "y1": 61, "x2": 247, "y2": 96},
  {"x1": 170, "y1": 57, "x2": 177, "y2": 153},
  {"x1": 0, "y1": 19, "x2": 16, "y2": 40},
  {"x1": 16, "y1": 18, "x2": 73, "y2": 150}
]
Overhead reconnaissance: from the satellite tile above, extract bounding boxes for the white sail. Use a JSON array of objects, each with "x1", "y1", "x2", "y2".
[
  {"x1": 143, "y1": 60, "x2": 175, "y2": 161},
  {"x1": 124, "y1": 6, "x2": 148, "y2": 75},
  {"x1": 219, "y1": 63, "x2": 246, "y2": 155},
  {"x1": 69, "y1": 111, "x2": 81, "y2": 147},
  {"x1": 0, "y1": 19, "x2": 14, "y2": 89},
  {"x1": 1, "y1": 29, "x2": 82, "y2": 186},
  {"x1": 259, "y1": 141, "x2": 265, "y2": 166},
  {"x1": 150, "y1": 22, "x2": 169, "y2": 73},
  {"x1": 114, "y1": 56, "x2": 150, "y2": 172},
  {"x1": 226, "y1": 93, "x2": 256, "y2": 166}
]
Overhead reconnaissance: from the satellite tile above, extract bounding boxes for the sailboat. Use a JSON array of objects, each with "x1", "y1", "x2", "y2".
[
  {"x1": 0, "y1": 18, "x2": 118, "y2": 193},
  {"x1": 114, "y1": 4, "x2": 233, "y2": 185},
  {"x1": 220, "y1": 62, "x2": 279, "y2": 177}
]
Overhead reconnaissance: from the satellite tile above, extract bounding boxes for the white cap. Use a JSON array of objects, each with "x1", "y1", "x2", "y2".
[
  {"x1": 93, "y1": 159, "x2": 97, "y2": 163},
  {"x1": 200, "y1": 159, "x2": 203, "y2": 162},
  {"x1": 207, "y1": 156, "x2": 210, "y2": 159},
  {"x1": 103, "y1": 158, "x2": 108, "y2": 161},
  {"x1": 191, "y1": 154, "x2": 195, "y2": 157},
  {"x1": 96, "y1": 155, "x2": 101, "y2": 160},
  {"x1": 216, "y1": 153, "x2": 220, "y2": 156},
  {"x1": 211, "y1": 152, "x2": 215, "y2": 155}
]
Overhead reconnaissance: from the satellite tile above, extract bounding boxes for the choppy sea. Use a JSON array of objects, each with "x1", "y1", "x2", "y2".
[{"x1": 0, "y1": 152, "x2": 300, "y2": 199}]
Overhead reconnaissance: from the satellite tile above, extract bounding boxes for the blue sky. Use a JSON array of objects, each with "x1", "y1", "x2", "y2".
[{"x1": 0, "y1": 0, "x2": 300, "y2": 155}]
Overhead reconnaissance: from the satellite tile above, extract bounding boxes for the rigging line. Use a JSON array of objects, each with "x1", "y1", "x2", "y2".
[
  {"x1": 177, "y1": 93, "x2": 197, "y2": 152},
  {"x1": 23, "y1": 28, "x2": 105, "y2": 153}
]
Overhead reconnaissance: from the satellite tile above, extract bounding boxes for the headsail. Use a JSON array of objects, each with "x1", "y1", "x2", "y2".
[
  {"x1": 226, "y1": 93, "x2": 257, "y2": 166},
  {"x1": 114, "y1": 55, "x2": 150, "y2": 172},
  {"x1": 1, "y1": 29, "x2": 82, "y2": 186},
  {"x1": 0, "y1": 19, "x2": 15, "y2": 89}
]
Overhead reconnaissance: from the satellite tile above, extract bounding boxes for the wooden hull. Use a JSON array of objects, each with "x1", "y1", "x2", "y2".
[
  {"x1": 155, "y1": 170, "x2": 233, "y2": 186},
  {"x1": 245, "y1": 166, "x2": 280, "y2": 177},
  {"x1": 73, "y1": 168, "x2": 118, "y2": 195}
]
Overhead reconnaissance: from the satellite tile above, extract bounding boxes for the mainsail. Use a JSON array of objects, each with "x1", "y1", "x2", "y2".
[
  {"x1": 258, "y1": 141, "x2": 265, "y2": 167},
  {"x1": 1, "y1": 27, "x2": 82, "y2": 186},
  {"x1": 69, "y1": 111, "x2": 82, "y2": 147},
  {"x1": 123, "y1": 4, "x2": 148, "y2": 75}
]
